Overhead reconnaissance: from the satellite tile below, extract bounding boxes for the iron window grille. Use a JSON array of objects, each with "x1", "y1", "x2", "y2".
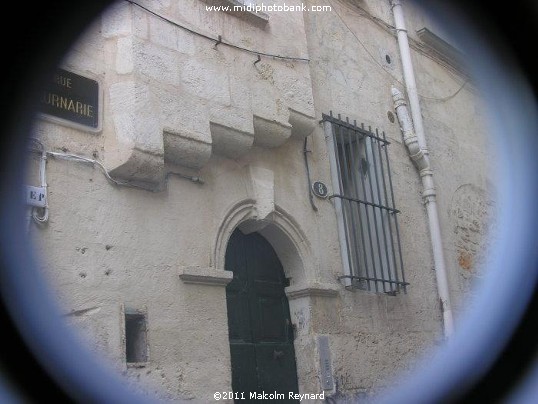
[{"x1": 323, "y1": 112, "x2": 408, "y2": 294}]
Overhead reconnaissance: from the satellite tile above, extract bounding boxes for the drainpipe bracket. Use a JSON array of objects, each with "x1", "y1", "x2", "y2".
[
  {"x1": 422, "y1": 188, "x2": 437, "y2": 204},
  {"x1": 419, "y1": 168, "x2": 434, "y2": 177},
  {"x1": 394, "y1": 98, "x2": 407, "y2": 109},
  {"x1": 410, "y1": 151, "x2": 430, "y2": 172},
  {"x1": 402, "y1": 132, "x2": 417, "y2": 145}
]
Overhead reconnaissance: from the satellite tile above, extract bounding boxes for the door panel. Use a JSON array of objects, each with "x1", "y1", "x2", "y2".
[
  {"x1": 256, "y1": 343, "x2": 300, "y2": 398},
  {"x1": 225, "y1": 229, "x2": 299, "y2": 403},
  {"x1": 254, "y1": 294, "x2": 289, "y2": 342},
  {"x1": 226, "y1": 292, "x2": 251, "y2": 342},
  {"x1": 229, "y1": 343, "x2": 258, "y2": 396}
]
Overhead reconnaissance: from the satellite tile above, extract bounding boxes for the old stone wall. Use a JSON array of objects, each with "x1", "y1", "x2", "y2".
[{"x1": 28, "y1": 0, "x2": 496, "y2": 401}]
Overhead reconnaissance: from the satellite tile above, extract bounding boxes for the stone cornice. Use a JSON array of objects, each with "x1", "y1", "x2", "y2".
[
  {"x1": 179, "y1": 267, "x2": 233, "y2": 286},
  {"x1": 285, "y1": 283, "x2": 339, "y2": 300}
]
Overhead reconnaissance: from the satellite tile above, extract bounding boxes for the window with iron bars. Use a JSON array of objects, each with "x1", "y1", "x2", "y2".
[{"x1": 322, "y1": 113, "x2": 408, "y2": 294}]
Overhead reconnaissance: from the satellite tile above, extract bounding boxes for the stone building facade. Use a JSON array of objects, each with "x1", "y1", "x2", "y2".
[{"x1": 28, "y1": 0, "x2": 495, "y2": 401}]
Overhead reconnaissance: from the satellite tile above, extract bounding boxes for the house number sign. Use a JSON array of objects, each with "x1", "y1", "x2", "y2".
[{"x1": 312, "y1": 181, "x2": 328, "y2": 198}]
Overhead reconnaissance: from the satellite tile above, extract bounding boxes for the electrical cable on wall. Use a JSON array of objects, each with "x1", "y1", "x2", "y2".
[
  {"x1": 27, "y1": 138, "x2": 49, "y2": 225},
  {"x1": 45, "y1": 151, "x2": 141, "y2": 189},
  {"x1": 26, "y1": 139, "x2": 205, "y2": 226},
  {"x1": 127, "y1": 0, "x2": 464, "y2": 99},
  {"x1": 124, "y1": 0, "x2": 309, "y2": 62}
]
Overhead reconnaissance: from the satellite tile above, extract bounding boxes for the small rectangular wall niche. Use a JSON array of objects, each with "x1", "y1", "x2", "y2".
[{"x1": 124, "y1": 310, "x2": 148, "y2": 363}]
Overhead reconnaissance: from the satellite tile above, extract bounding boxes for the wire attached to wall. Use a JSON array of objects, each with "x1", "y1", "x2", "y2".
[
  {"x1": 27, "y1": 138, "x2": 49, "y2": 225},
  {"x1": 124, "y1": 0, "x2": 309, "y2": 62},
  {"x1": 328, "y1": 0, "x2": 469, "y2": 103},
  {"x1": 26, "y1": 140, "x2": 205, "y2": 224},
  {"x1": 303, "y1": 136, "x2": 318, "y2": 212},
  {"x1": 45, "y1": 151, "x2": 145, "y2": 189}
]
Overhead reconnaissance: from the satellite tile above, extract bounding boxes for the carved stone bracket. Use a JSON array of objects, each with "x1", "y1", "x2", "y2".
[
  {"x1": 178, "y1": 267, "x2": 233, "y2": 286},
  {"x1": 285, "y1": 283, "x2": 339, "y2": 300},
  {"x1": 106, "y1": 76, "x2": 316, "y2": 190}
]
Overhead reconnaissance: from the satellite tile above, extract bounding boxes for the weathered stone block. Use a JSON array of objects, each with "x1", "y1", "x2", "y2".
[
  {"x1": 101, "y1": 2, "x2": 132, "y2": 38},
  {"x1": 163, "y1": 128, "x2": 212, "y2": 169},
  {"x1": 210, "y1": 122, "x2": 254, "y2": 159},
  {"x1": 116, "y1": 37, "x2": 134, "y2": 74},
  {"x1": 181, "y1": 59, "x2": 231, "y2": 105},
  {"x1": 108, "y1": 81, "x2": 164, "y2": 187},
  {"x1": 288, "y1": 108, "x2": 317, "y2": 139},
  {"x1": 149, "y1": 14, "x2": 178, "y2": 51},
  {"x1": 135, "y1": 40, "x2": 180, "y2": 87},
  {"x1": 253, "y1": 115, "x2": 292, "y2": 148}
]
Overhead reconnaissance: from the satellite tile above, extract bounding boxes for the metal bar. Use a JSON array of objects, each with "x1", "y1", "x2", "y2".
[
  {"x1": 377, "y1": 130, "x2": 400, "y2": 293},
  {"x1": 303, "y1": 136, "x2": 317, "y2": 212},
  {"x1": 328, "y1": 194, "x2": 400, "y2": 213},
  {"x1": 347, "y1": 125, "x2": 372, "y2": 291},
  {"x1": 337, "y1": 124, "x2": 361, "y2": 283},
  {"x1": 321, "y1": 114, "x2": 390, "y2": 144},
  {"x1": 382, "y1": 131, "x2": 407, "y2": 293},
  {"x1": 324, "y1": 121, "x2": 353, "y2": 287},
  {"x1": 357, "y1": 124, "x2": 379, "y2": 293},
  {"x1": 371, "y1": 132, "x2": 393, "y2": 293},
  {"x1": 323, "y1": 114, "x2": 410, "y2": 292},
  {"x1": 364, "y1": 131, "x2": 387, "y2": 293},
  {"x1": 342, "y1": 119, "x2": 362, "y2": 287},
  {"x1": 338, "y1": 275, "x2": 409, "y2": 286}
]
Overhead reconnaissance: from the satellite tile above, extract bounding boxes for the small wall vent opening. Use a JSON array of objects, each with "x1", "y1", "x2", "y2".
[{"x1": 125, "y1": 312, "x2": 148, "y2": 363}]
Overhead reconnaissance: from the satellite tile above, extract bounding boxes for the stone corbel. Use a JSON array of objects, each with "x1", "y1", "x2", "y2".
[
  {"x1": 108, "y1": 146, "x2": 165, "y2": 189},
  {"x1": 107, "y1": 81, "x2": 165, "y2": 190},
  {"x1": 210, "y1": 122, "x2": 255, "y2": 159},
  {"x1": 285, "y1": 283, "x2": 339, "y2": 300},
  {"x1": 238, "y1": 165, "x2": 275, "y2": 234},
  {"x1": 163, "y1": 128, "x2": 212, "y2": 169},
  {"x1": 253, "y1": 115, "x2": 292, "y2": 148},
  {"x1": 179, "y1": 267, "x2": 233, "y2": 286},
  {"x1": 106, "y1": 81, "x2": 316, "y2": 189},
  {"x1": 288, "y1": 108, "x2": 317, "y2": 139}
]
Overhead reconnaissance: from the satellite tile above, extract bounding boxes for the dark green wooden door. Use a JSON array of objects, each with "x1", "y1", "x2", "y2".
[{"x1": 225, "y1": 229, "x2": 299, "y2": 403}]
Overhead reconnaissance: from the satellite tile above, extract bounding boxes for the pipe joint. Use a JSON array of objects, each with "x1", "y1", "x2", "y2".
[
  {"x1": 393, "y1": 98, "x2": 407, "y2": 110},
  {"x1": 404, "y1": 136, "x2": 420, "y2": 153},
  {"x1": 410, "y1": 151, "x2": 428, "y2": 170},
  {"x1": 402, "y1": 129, "x2": 415, "y2": 141},
  {"x1": 419, "y1": 168, "x2": 434, "y2": 178},
  {"x1": 390, "y1": 0, "x2": 453, "y2": 336},
  {"x1": 422, "y1": 187, "x2": 437, "y2": 204}
]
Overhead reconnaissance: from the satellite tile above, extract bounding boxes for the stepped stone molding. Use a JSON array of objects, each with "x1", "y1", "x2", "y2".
[
  {"x1": 289, "y1": 108, "x2": 317, "y2": 139},
  {"x1": 209, "y1": 122, "x2": 255, "y2": 159},
  {"x1": 285, "y1": 283, "x2": 339, "y2": 300},
  {"x1": 163, "y1": 128, "x2": 212, "y2": 169},
  {"x1": 178, "y1": 267, "x2": 233, "y2": 286},
  {"x1": 107, "y1": 102, "x2": 316, "y2": 190},
  {"x1": 253, "y1": 115, "x2": 293, "y2": 148},
  {"x1": 102, "y1": 4, "x2": 316, "y2": 189}
]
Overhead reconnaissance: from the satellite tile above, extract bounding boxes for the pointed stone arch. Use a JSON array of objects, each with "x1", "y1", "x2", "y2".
[{"x1": 213, "y1": 198, "x2": 311, "y2": 287}]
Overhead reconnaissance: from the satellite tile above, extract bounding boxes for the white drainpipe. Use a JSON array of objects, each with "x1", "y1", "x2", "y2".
[{"x1": 390, "y1": 0, "x2": 454, "y2": 338}]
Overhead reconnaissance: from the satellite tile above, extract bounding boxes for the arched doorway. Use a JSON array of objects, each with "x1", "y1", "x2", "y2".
[{"x1": 225, "y1": 228, "x2": 299, "y2": 402}]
